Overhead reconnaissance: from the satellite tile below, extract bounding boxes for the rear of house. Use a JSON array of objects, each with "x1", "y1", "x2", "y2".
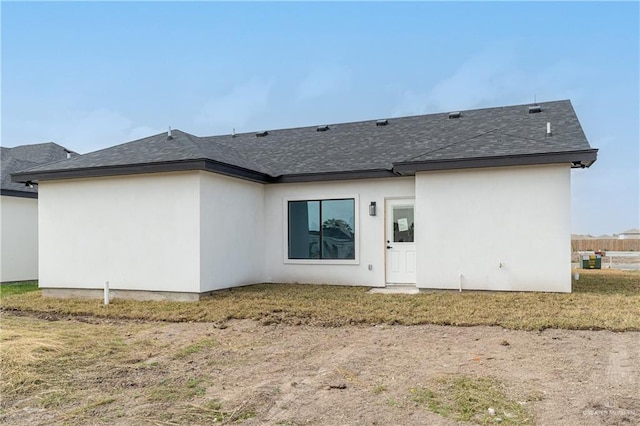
[{"x1": 13, "y1": 100, "x2": 597, "y2": 299}]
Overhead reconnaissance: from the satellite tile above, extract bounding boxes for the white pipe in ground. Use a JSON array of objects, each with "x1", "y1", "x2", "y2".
[{"x1": 104, "y1": 281, "x2": 110, "y2": 305}]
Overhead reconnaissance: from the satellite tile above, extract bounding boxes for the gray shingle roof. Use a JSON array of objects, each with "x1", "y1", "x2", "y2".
[
  {"x1": 12, "y1": 100, "x2": 597, "y2": 184},
  {"x1": 208, "y1": 99, "x2": 593, "y2": 175},
  {"x1": 2, "y1": 142, "x2": 77, "y2": 194},
  {"x1": 23, "y1": 130, "x2": 273, "y2": 176}
]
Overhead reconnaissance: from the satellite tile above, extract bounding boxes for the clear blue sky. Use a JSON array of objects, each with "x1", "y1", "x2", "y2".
[{"x1": 2, "y1": 1, "x2": 638, "y2": 235}]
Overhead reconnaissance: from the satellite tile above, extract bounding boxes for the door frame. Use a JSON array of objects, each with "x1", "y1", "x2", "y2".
[{"x1": 384, "y1": 197, "x2": 416, "y2": 284}]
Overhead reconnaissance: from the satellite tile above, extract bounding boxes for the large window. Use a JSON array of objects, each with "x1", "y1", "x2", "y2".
[{"x1": 288, "y1": 198, "x2": 355, "y2": 260}]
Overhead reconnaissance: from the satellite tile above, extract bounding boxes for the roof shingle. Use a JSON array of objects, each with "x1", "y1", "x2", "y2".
[
  {"x1": 12, "y1": 100, "x2": 596, "y2": 184},
  {"x1": 1, "y1": 142, "x2": 77, "y2": 194}
]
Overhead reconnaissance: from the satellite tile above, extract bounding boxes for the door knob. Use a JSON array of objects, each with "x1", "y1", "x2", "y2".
[{"x1": 386, "y1": 245, "x2": 392, "y2": 249}]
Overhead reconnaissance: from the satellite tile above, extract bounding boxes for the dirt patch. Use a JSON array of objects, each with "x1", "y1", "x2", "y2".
[{"x1": 1, "y1": 314, "x2": 639, "y2": 425}]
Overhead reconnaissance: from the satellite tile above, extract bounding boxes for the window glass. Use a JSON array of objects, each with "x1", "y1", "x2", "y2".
[
  {"x1": 288, "y1": 200, "x2": 320, "y2": 259},
  {"x1": 321, "y1": 199, "x2": 355, "y2": 259},
  {"x1": 393, "y1": 206, "x2": 414, "y2": 242},
  {"x1": 288, "y1": 198, "x2": 355, "y2": 260}
]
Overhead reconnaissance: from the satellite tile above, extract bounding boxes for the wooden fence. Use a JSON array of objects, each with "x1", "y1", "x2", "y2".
[{"x1": 571, "y1": 239, "x2": 640, "y2": 252}]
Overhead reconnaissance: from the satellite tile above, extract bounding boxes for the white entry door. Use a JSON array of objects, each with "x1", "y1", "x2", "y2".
[{"x1": 385, "y1": 199, "x2": 416, "y2": 284}]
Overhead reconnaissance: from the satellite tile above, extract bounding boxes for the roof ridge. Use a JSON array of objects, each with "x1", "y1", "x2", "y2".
[
  {"x1": 202, "y1": 99, "x2": 572, "y2": 138},
  {"x1": 191, "y1": 133, "x2": 276, "y2": 175},
  {"x1": 170, "y1": 130, "x2": 210, "y2": 156}
]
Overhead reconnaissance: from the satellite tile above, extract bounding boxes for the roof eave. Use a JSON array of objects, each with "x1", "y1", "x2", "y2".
[
  {"x1": 392, "y1": 149, "x2": 598, "y2": 175},
  {"x1": 11, "y1": 159, "x2": 272, "y2": 184},
  {"x1": 0, "y1": 189, "x2": 39, "y2": 199},
  {"x1": 11, "y1": 150, "x2": 598, "y2": 184},
  {"x1": 270, "y1": 169, "x2": 397, "y2": 183}
]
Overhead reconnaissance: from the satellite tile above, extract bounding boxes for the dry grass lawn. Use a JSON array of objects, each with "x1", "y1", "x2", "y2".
[
  {"x1": 1, "y1": 270, "x2": 639, "y2": 331},
  {"x1": 410, "y1": 376, "x2": 533, "y2": 424},
  {"x1": 0, "y1": 314, "x2": 256, "y2": 424},
  {"x1": 1, "y1": 270, "x2": 638, "y2": 425}
]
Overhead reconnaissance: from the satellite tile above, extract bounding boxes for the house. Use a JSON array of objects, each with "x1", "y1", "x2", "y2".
[
  {"x1": 618, "y1": 228, "x2": 640, "y2": 240},
  {"x1": 1, "y1": 143, "x2": 76, "y2": 282},
  {"x1": 12, "y1": 100, "x2": 597, "y2": 299}
]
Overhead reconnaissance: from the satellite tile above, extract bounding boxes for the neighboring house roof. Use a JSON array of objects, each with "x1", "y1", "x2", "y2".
[
  {"x1": 13, "y1": 100, "x2": 597, "y2": 185},
  {"x1": 620, "y1": 228, "x2": 640, "y2": 235},
  {"x1": 571, "y1": 234, "x2": 594, "y2": 240},
  {"x1": 2, "y1": 142, "x2": 77, "y2": 197}
]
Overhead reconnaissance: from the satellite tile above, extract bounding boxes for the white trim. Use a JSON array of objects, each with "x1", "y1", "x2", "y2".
[
  {"x1": 384, "y1": 197, "x2": 417, "y2": 284},
  {"x1": 282, "y1": 194, "x2": 360, "y2": 265},
  {"x1": 382, "y1": 195, "x2": 415, "y2": 281}
]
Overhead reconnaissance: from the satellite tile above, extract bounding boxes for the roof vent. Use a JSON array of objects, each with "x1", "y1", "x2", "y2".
[
  {"x1": 528, "y1": 105, "x2": 542, "y2": 114},
  {"x1": 167, "y1": 126, "x2": 174, "y2": 140},
  {"x1": 376, "y1": 119, "x2": 389, "y2": 126},
  {"x1": 448, "y1": 112, "x2": 461, "y2": 119},
  {"x1": 316, "y1": 125, "x2": 330, "y2": 132},
  {"x1": 255, "y1": 131, "x2": 269, "y2": 138}
]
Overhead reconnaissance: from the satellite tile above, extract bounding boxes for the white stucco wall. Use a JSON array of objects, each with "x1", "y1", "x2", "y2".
[
  {"x1": 0, "y1": 195, "x2": 39, "y2": 282},
  {"x1": 199, "y1": 171, "x2": 265, "y2": 292},
  {"x1": 39, "y1": 172, "x2": 201, "y2": 293},
  {"x1": 264, "y1": 177, "x2": 415, "y2": 286},
  {"x1": 36, "y1": 163, "x2": 572, "y2": 296},
  {"x1": 415, "y1": 164, "x2": 571, "y2": 292}
]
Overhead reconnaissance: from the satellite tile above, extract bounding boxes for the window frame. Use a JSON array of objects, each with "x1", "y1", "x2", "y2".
[{"x1": 283, "y1": 194, "x2": 360, "y2": 265}]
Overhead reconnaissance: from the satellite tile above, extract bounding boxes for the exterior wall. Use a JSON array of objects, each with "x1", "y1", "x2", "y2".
[
  {"x1": 415, "y1": 164, "x2": 571, "y2": 292},
  {"x1": 35, "y1": 163, "x2": 572, "y2": 295},
  {"x1": 0, "y1": 195, "x2": 39, "y2": 281},
  {"x1": 39, "y1": 172, "x2": 201, "y2": 293},
  {"x1": 199, "y1": 171, "x2": 265, "y2": 292},
  {"x1": 264, "y1": 177, "x2": 415, "y2": 286}
]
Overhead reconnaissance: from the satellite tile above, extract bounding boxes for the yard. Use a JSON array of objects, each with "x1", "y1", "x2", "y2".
[{"x1": 1, "y1": 270, "x2": 639, "y2": 425}]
